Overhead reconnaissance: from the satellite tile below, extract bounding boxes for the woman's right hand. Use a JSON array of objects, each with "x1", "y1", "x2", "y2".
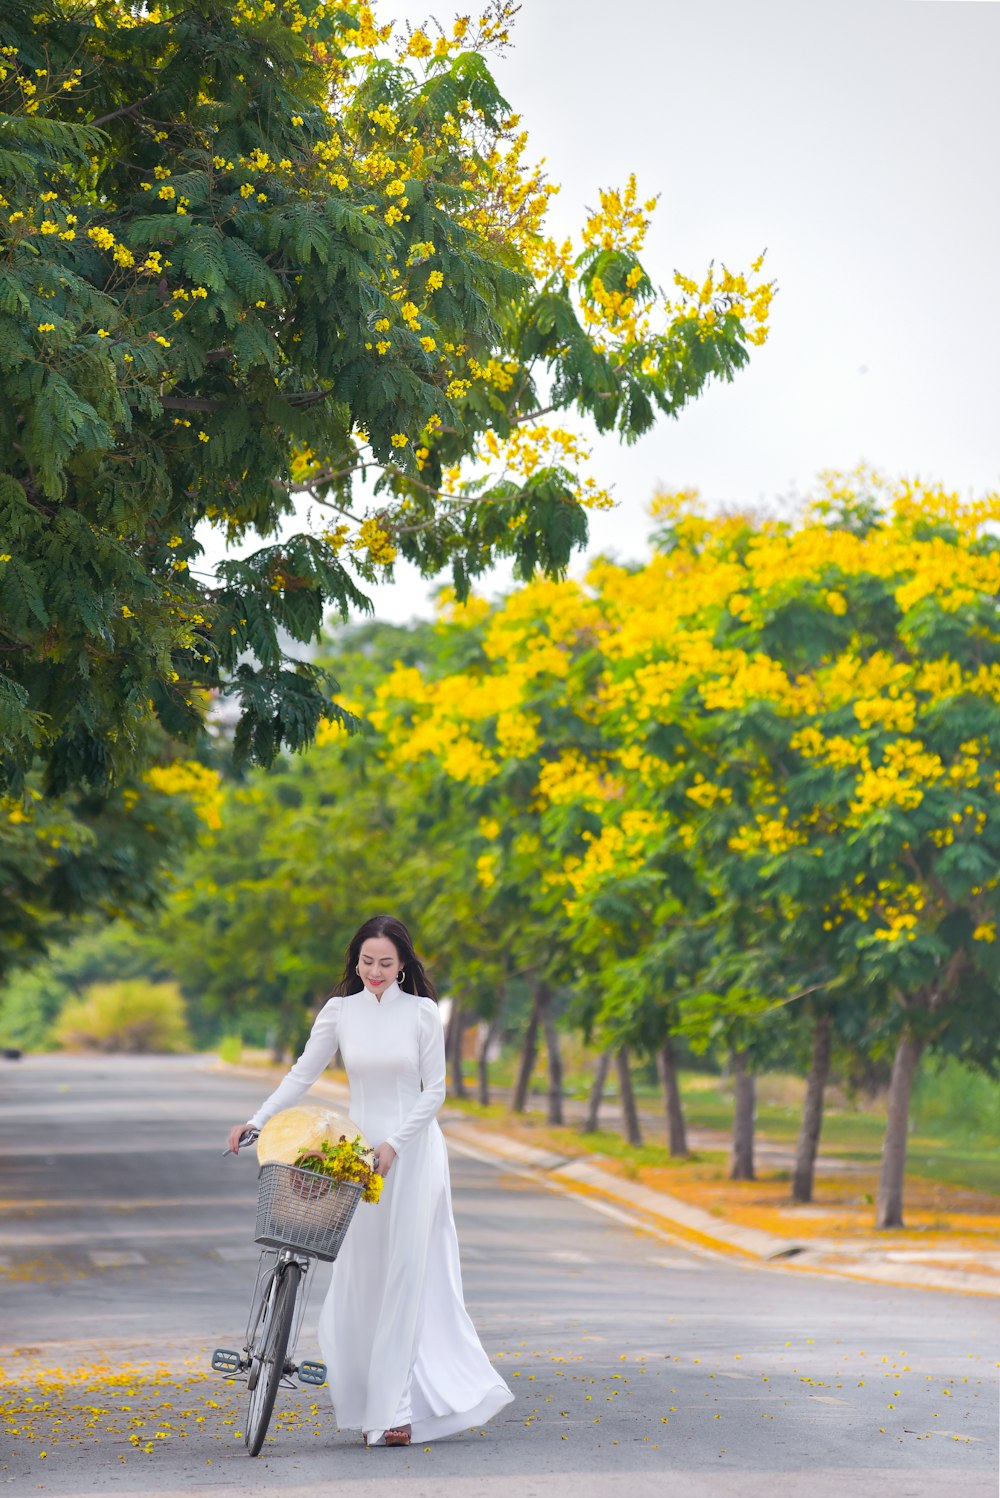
[{"x1": 227, "y1": 1122, "x2": 254, "y2": 1155}]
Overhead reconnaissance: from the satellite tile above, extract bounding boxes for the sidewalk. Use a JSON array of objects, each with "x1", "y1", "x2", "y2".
[{"x1": 210, "y1": 1058, "x2": 1000, "y2": 1299}]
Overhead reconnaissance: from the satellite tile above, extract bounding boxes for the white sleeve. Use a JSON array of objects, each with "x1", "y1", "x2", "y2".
[
  {"x1": 246, "y1": 996, "x2": 341, "y2": 1129},
  {"x1": 385, "y1": 998, "x2": 446, "y2": 1154}
]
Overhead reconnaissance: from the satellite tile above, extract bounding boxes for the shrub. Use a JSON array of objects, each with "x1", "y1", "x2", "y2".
[{"x1": 51, "y1": 981, "x2": 192, "y2": 1054}]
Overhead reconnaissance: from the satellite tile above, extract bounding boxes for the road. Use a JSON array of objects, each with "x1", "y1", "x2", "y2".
[{"x1": 0, "y1": 1054, "x2": 995, "y2": 1497}]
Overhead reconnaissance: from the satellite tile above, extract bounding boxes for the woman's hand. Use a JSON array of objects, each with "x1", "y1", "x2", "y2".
[
  {"x1": 227, "y1": 1122, "x2": 254, "y2": 1155},
  {"x1": 373, "y1": 1142, "x2": 397, "y2": 1176}
]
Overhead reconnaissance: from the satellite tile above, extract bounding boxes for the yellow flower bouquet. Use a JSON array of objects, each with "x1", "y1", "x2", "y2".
[{"x1": 293, "y1": 1135, "x2": 383, "y2": 1204}]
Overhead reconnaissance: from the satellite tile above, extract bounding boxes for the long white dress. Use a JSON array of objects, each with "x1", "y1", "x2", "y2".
[{"x1": 246, "y1": 981, "x2": 514, "y2": 1445}]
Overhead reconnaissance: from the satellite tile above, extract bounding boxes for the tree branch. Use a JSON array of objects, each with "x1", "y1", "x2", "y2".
[
  {"x1": 90, "y1": 97, "x2": 154, "y2": 128},
  {"x1": 156, "y1": 389, "x2": 332, "y2": 414}
]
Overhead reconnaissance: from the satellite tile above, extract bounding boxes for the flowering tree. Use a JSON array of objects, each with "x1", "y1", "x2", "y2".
[
  {"x1": 372, "y1": 472, "x2": 1000, "y2": 1227},
  {"x1": 0, "y1": 0, "x2": 773, "y2": 801},
  {"x1": 614, "y1": 476, "x2": 1000, "y2": 1224}
]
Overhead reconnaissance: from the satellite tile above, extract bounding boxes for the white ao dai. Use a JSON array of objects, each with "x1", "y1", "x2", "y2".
[{"x1": 248, "y1": 982, "x2": 514, "y2": 1444}]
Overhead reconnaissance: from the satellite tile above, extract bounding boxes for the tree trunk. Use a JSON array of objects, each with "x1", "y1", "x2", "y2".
[
  {"x1": 657, "y1": 1034, "x2": 689, "y2": 1157},
  {"x1": 876, "y1": 1027, "x2": 923, "y2": 1229},
  {"x1": 791, "y1": 1009, "x2": 832, "y2": 1203},
  {"x1": 616, "y1": 1047, "x2": 643, "y2": 1146},
  {"x1": 271, "y1": 996, "x2": 303, "y2": 1063},
  {"x1": 477, "y1": 1016, "x2": 500, "y2": 1107},
  {"x1": 537, "y1": 981, "x2": 563, "y2": 1125},
  {"x1": 729, "y1": 1048, "x2": 755, "y2": 1180},
  {"x1": 583, "y1": 1048, "x2": 613, "y2": 1133},
  {"x1": 511, "y1": 990, "x2": 541, "y2": 1113},
  {"x1": 447, "y1": 1001, "x2": 467, "y2": 1099}
]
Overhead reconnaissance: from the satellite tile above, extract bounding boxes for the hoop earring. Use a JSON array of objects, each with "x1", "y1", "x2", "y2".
[{"x1": 398, "y1": 969, "x2": 406, "y2": 984}]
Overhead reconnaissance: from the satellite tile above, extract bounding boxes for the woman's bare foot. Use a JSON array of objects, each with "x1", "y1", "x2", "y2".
[{"x1": 384, "y1": 1424, "x2": 411, "y2": 1446}]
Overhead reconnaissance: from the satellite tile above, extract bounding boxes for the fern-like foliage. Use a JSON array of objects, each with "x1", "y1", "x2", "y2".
[{"x1": 0, "y1": 0, "x2": 771, "y2": 804}]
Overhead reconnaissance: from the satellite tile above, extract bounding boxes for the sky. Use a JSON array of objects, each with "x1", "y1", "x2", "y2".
[{"x1": 198, "y1": 0, "x2": 1000, "y2": 622}]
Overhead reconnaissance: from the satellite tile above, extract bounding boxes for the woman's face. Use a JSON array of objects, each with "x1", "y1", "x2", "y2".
[{"x1": 358, "y1": 936, "x2": 401, "y2": 994}]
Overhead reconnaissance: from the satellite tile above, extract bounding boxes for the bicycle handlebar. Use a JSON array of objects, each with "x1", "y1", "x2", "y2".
[{"x1": 222, "y1": 1127, "x2": 260, "y2": 1158}]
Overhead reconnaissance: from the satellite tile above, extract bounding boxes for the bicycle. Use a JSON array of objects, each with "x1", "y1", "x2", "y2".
[{"x1": 211, "y1": 1127, "x2": 364, "y2": 1456}]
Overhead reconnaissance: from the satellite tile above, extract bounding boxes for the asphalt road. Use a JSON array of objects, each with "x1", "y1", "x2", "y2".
[{"x1": 0, "y1": 1054, "x2": 995, "y2": 1497}]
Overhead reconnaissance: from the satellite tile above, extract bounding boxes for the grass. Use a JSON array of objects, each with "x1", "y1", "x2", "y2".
[
  {"x1": 445, "y1": 1048, "x2": 1000, "y2": 1202},
  {"x1": 444, "y1": 1105, "x2": 1000, "y2": 1248}
]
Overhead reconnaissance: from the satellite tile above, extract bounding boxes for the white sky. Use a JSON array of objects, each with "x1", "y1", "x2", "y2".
[{"x1": 198, "y1": 0, "x2": 1000, "y2": 623}]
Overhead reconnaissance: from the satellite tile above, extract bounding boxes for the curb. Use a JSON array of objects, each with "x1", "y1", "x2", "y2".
[
  {"x1": 440, "y1": 1122, "x2": 799, "y2": 1262},
  {"x1": 208, "y1": 1058, "x2": 998, "y2": 1299},
  {"x1": 441, "y1": 1122, "x2": 1000, "y2": 1299}
]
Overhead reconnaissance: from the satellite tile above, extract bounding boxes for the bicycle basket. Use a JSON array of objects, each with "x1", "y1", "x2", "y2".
[{"x1": 255, "y1": 1162, "x2": 364, "y2": 1261}]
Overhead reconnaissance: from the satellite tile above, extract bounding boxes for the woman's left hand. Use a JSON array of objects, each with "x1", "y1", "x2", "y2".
[{"x1": 373, "y1": 1142, "x2": 397, "y2": 1176}]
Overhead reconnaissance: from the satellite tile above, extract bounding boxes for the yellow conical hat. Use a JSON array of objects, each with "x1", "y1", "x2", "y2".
[{"x1": 256, "y1": 1104, "x2": 372, "y2": 1166}]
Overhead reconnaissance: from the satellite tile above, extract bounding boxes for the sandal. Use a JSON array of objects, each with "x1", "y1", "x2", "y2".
[{"x1": 384, "y1": 1424, "x2": 412, "y2": 1447}]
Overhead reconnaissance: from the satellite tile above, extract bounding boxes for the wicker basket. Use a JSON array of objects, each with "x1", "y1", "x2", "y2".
[{"x1": 255, "y1": 1162, "x2": 363, "y2": 1262}]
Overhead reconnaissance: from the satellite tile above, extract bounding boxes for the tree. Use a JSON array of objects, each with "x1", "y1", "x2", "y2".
[
  {"x1": 0, "y1": 755, "x2": 218, "y2": 986},
  {"x1": 0, "y1": 0, "x2": 774, "y2": 801},
  {"x1": 585, "y1": 473, "x2": 1000, "y2": 1225},
  {"x1": 372, "y1": 470, "x2": 1000, "y2": 1226}
]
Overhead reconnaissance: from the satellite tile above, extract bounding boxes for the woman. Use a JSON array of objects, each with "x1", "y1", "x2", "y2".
[{"x1": 227, "y1": 914, "x2": 514, "y2": 1448}]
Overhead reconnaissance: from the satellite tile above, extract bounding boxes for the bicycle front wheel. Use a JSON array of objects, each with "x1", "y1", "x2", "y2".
[{"x1": 245, "y1": 1259, "x2": 299, "y2": 1457}]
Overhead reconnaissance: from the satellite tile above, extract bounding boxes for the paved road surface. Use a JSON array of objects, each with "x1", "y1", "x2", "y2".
[{"x1": 0, "y1": 1054, "x2": 995, "y2": 1497}]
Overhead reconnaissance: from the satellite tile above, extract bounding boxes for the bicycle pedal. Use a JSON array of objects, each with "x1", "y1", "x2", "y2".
[
  {"x1": 298, "y1": 1360, "x2": 327, "y2": 1386},
  {"x1": 211, "y1": 1348, "x2": 243, "y2": 1374}
]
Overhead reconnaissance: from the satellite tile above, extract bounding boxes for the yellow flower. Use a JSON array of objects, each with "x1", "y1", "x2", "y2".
[
  {"x1": 353, "y1": 517, "x2": 397, "y2": 565},
  {"x1": 390, "y1": 433, "x2": 408, "y2": 447}
]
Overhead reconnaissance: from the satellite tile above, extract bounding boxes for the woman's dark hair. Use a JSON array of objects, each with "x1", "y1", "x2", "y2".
[{"x1": 336, "y1": 914, "x2": 438, "y2": 1001}]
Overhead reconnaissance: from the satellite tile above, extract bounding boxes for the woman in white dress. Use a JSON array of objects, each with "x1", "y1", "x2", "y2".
[{"x1": 227, "y1": 914, "x2": 514, "y2": 1448}]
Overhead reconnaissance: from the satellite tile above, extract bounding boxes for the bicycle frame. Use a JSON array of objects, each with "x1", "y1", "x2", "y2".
[{"x1": 243, "y1": 1247, "x2": 314, "y2": 1379}]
